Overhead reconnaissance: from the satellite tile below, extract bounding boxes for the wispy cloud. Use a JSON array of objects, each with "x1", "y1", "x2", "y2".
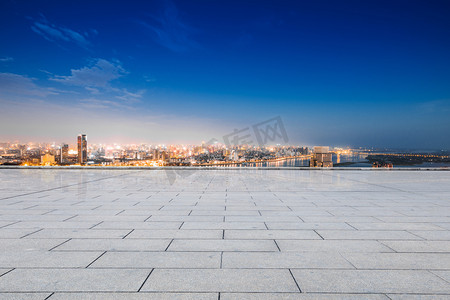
[
  {"x1": 51, "y1": 58, "x2": 144, "y2": 108},
  {"x1": 79, "y1": 98, "x2": 136, "y2": 110},
  {"x1": 138, "y1": 0, "x2": 199, "y2": 52},
  {"x1": 0, "y1": 57, "x2": 14, "y2": 62},
  {"x1": 31, "y1": 15, "x2": 93, "y2": 49},
  {"x1": 0, "y1": 73, "x2": 56, "y2": 99},
  {"x1": 113, "y1": 88, "x2": 145, "y2": 103},
  {"x1": 51, "y1": 58, "x2": 127, "y2": 88}
]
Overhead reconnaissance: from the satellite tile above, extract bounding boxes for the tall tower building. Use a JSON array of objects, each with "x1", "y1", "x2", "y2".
[
  {"x1": 77, "y1": 134, "x2": 87, "y2": 165},
  {"x1": 60, "y1": 144, "x2": 69, "y2": 164}
]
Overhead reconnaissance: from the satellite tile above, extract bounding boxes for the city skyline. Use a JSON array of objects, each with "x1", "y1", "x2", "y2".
[{"x1": 1, "y1": 1, "x2": 450, "y2": 149}]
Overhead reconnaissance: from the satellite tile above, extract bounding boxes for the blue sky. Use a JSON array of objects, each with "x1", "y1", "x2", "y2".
[{"x1": 1, "y1": 0, "x2": 450, "y2": 149}]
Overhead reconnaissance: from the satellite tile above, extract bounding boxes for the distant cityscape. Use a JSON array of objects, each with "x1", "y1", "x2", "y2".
[{"x1": 1, "y1": 134, "x2": 449, "y2": 168}]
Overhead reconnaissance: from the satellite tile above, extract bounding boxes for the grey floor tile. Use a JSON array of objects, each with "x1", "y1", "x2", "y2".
[
  {"x1": 0, "y1": 293, "x2": 52, "y2": 300},
  {"x1": 222, "y1": 252, "x2": 354, "y2": 269},
  {"x1": 26, "y1": 229, "x2": 131, "y2": 239},
  {"x1": 141, "y1": 269, "x2": 299, "y2": 292},
  {"x1": 317, "y1": 230, "x2": 422, "y2": 240},
  {"x1": 225, "y1": 230, "x2": 321, "y2": 240},
  {"x1": 0, "y1": 229, "x2": 42, "y2": 239},
  {"x1": 181, "y1": 222, "x2": 266, "y2": 230},
  {"x1": 0, "y1": 239, "x2": 68, "y2": 251},
  {"x1": 348, "y1": 222, "x2": 444, "y2": 231},
  {"x1": 387, "y1": 295, "x2": 450, "y2": 300},
  {"x1": 168, "y1": 239, "x2": 278, "y2": 252},
  {"x1": 149, "y1": 216, "x2": 224, "y2": 222},
  {"x1": 95, "y1": 221, "x2": 183, "y2": 230},
  {"x1": 128, "y1": 229, "x2": 223, "y2": 239},
  {"x1": 53, "y1": 238, "x2": 171, "y2": 251},
  {"x1": 342, "y1": 252, "x2": 450, "y2": 270},
  {"x1": 432, "y1": 271, "x2": 450, "y2": 283},
  {"x1": 380, "y1": 240, "x2": 450, "y2": 252},
  {"x1": 221, "y1": 293, "x2": 389, "y2": 299},
  {"x1": 49, "y1": 292, "x2": 218, "y2": 299},
  {"x1": 91, "y1": 251, "x2": 221, "y2": 268},
  {"x1": 276, "y1": 240, "x2": 393, "y2": 252},
  {"x1": 0, "y1": 268, "x2": 150, "y2": 292},
  {"x1": 0, "y1": 251, "x2": 103, "y2": 268},
  {"x1": 409, "y1": 231, "x2": 450, "y2": 240},
  {"x1": 266, "y1": 222, "x2": 354, "y2": 230},
  {"x1": 291, "y1": 269, "x2": 450, "y2": 293},
  {"x1": 6, "y1": 221, "x2": 100, "y2": 229}
]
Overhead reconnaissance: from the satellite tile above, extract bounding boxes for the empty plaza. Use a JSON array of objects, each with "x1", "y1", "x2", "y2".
[{"x1": 0, "y1": 168, "x2": 449, "y2": 299}]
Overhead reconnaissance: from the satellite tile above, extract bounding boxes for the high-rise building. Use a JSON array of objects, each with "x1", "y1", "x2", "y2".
[
  {"x1": 77, "y1": 134, "x2": 87, "y2": 165},
  {"x1": 60, "y1": 144, "x2": 69, "y2": 164},
  {"x1": 310, "y1": 146, "x2": 333, "y2": 167},
  {"x1": 153, "y1": 149, "x2": 159, "y2": 160}
]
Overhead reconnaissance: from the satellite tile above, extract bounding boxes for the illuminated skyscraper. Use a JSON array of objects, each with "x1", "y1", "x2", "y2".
[
  {"x1": 60, "y1": 144, "x2": 69, "y2": 164},
  {"x1": 77, "y1": 134, "x2": 87, "y2": 165}
]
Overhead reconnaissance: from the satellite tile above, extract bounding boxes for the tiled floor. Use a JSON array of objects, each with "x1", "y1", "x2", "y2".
[{"x1": 0, "y1": 168, "x2": 449, "y2": 299}]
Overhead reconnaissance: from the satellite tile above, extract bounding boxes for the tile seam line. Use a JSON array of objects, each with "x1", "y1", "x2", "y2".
[
  {"x1": 288, "y1": 268, "x2": 302, "y2": 292},
  {"x1": 137, "y1": 269, "x2": 154, "y2": 292},
  {"x1": 429, "y1": 270, "x2": 450, "y2": 284}
]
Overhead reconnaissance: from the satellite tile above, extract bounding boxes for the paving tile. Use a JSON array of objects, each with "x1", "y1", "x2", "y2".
[
  {"x1": 53, "y1": 238, "x2": 171, "y2": 251},
  {"x1": 181, "y1": 222, "x2": 266, "y2": 230},
  {"x1": 0, "y1": 222, "x2": 15, "y2": 228},
  {"x1": 348, "y1": 222, "x2": 444, "y2": 231},
  {"x1": 291, "y1": 269, "x2": 450, "y2": 293},
  {"x1": 0, "y1": 251, "x2": 103, "y2": 268},
  {"x1": 91, "y1": 251, "x2": 221, "y2": 268},
  {"x1": 387, "y1": 295, "x2": 450, "y2": 300},
  {"x1": 148, "y1": 216, "x2": 224, "y2": 222},
  {"x1": 168, "y1": 239, "x2": 278, "y2": 252},
  {"x1": 95, "y1": 221, "x2": 183, "y2": 230},
  {"x1": 225, "y1": 230, "x2": 321, "y2": 240},
  {"x1": 26, "y1": 229, "x2": 131, "y2": 239},
  {"x1": 432, "y1": 271, "x2": 450, "y2": 282},
  {"x1": 189, "y1": 211, "x2": 261, "y2": 216},
  {"x1": 266, "y1": 222, "x2": 354, "y2": 230},
  {"x1": 276, "y1": 240, "x2": 393, "y2": 252},
  {"x1": 6, "y1": 221, "x2": 100, "y2": 229},
  {"x1": 342, "y1": 252, "x2": 450, "y2": 270},
  {"x1": 0, "y1": 269, "x2": 150, "y2": 292},
  {"x1": 381, "y1": 240, "x2": 450, "y2": 252},
  {"x1": 222, "y1": 252, "x2": 354, "y2": 269},
  {"x1": 433, "y1": 223, "x2": 450, "y2": 230},
  {"x1": 141, "y1": 269, "x2": 299, "y2": 292},
  {"x1": 49, "y1": 292, "x2": 218, "y2": 300},
  {"x1": 128, "y1": 229, "x2": 222, "y2": 239},
  {"x1": 221, "y1": 293, "x2": 389, "y2": 299},
  {"x1": 0, "y1": 293, "x2": 52, "y2": 300},
  {"x1": 224, "y1": 216, "x2": 302, "y2": 222},
  {"x1": 0, "y1": 239, "x2": 67, "y2": 251},
  {"x1": 409, "y1": 230, "x2": 450, "y2": 240},
  {"x1": 317, "y1": 230, "x2": 422, "y2": 240},
  {"x1": 0, "y1": 229, "x2": 42, "y2": 239},
  {"x1": 299, "y1": 216, "x2": 381, "y2": 223}
]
